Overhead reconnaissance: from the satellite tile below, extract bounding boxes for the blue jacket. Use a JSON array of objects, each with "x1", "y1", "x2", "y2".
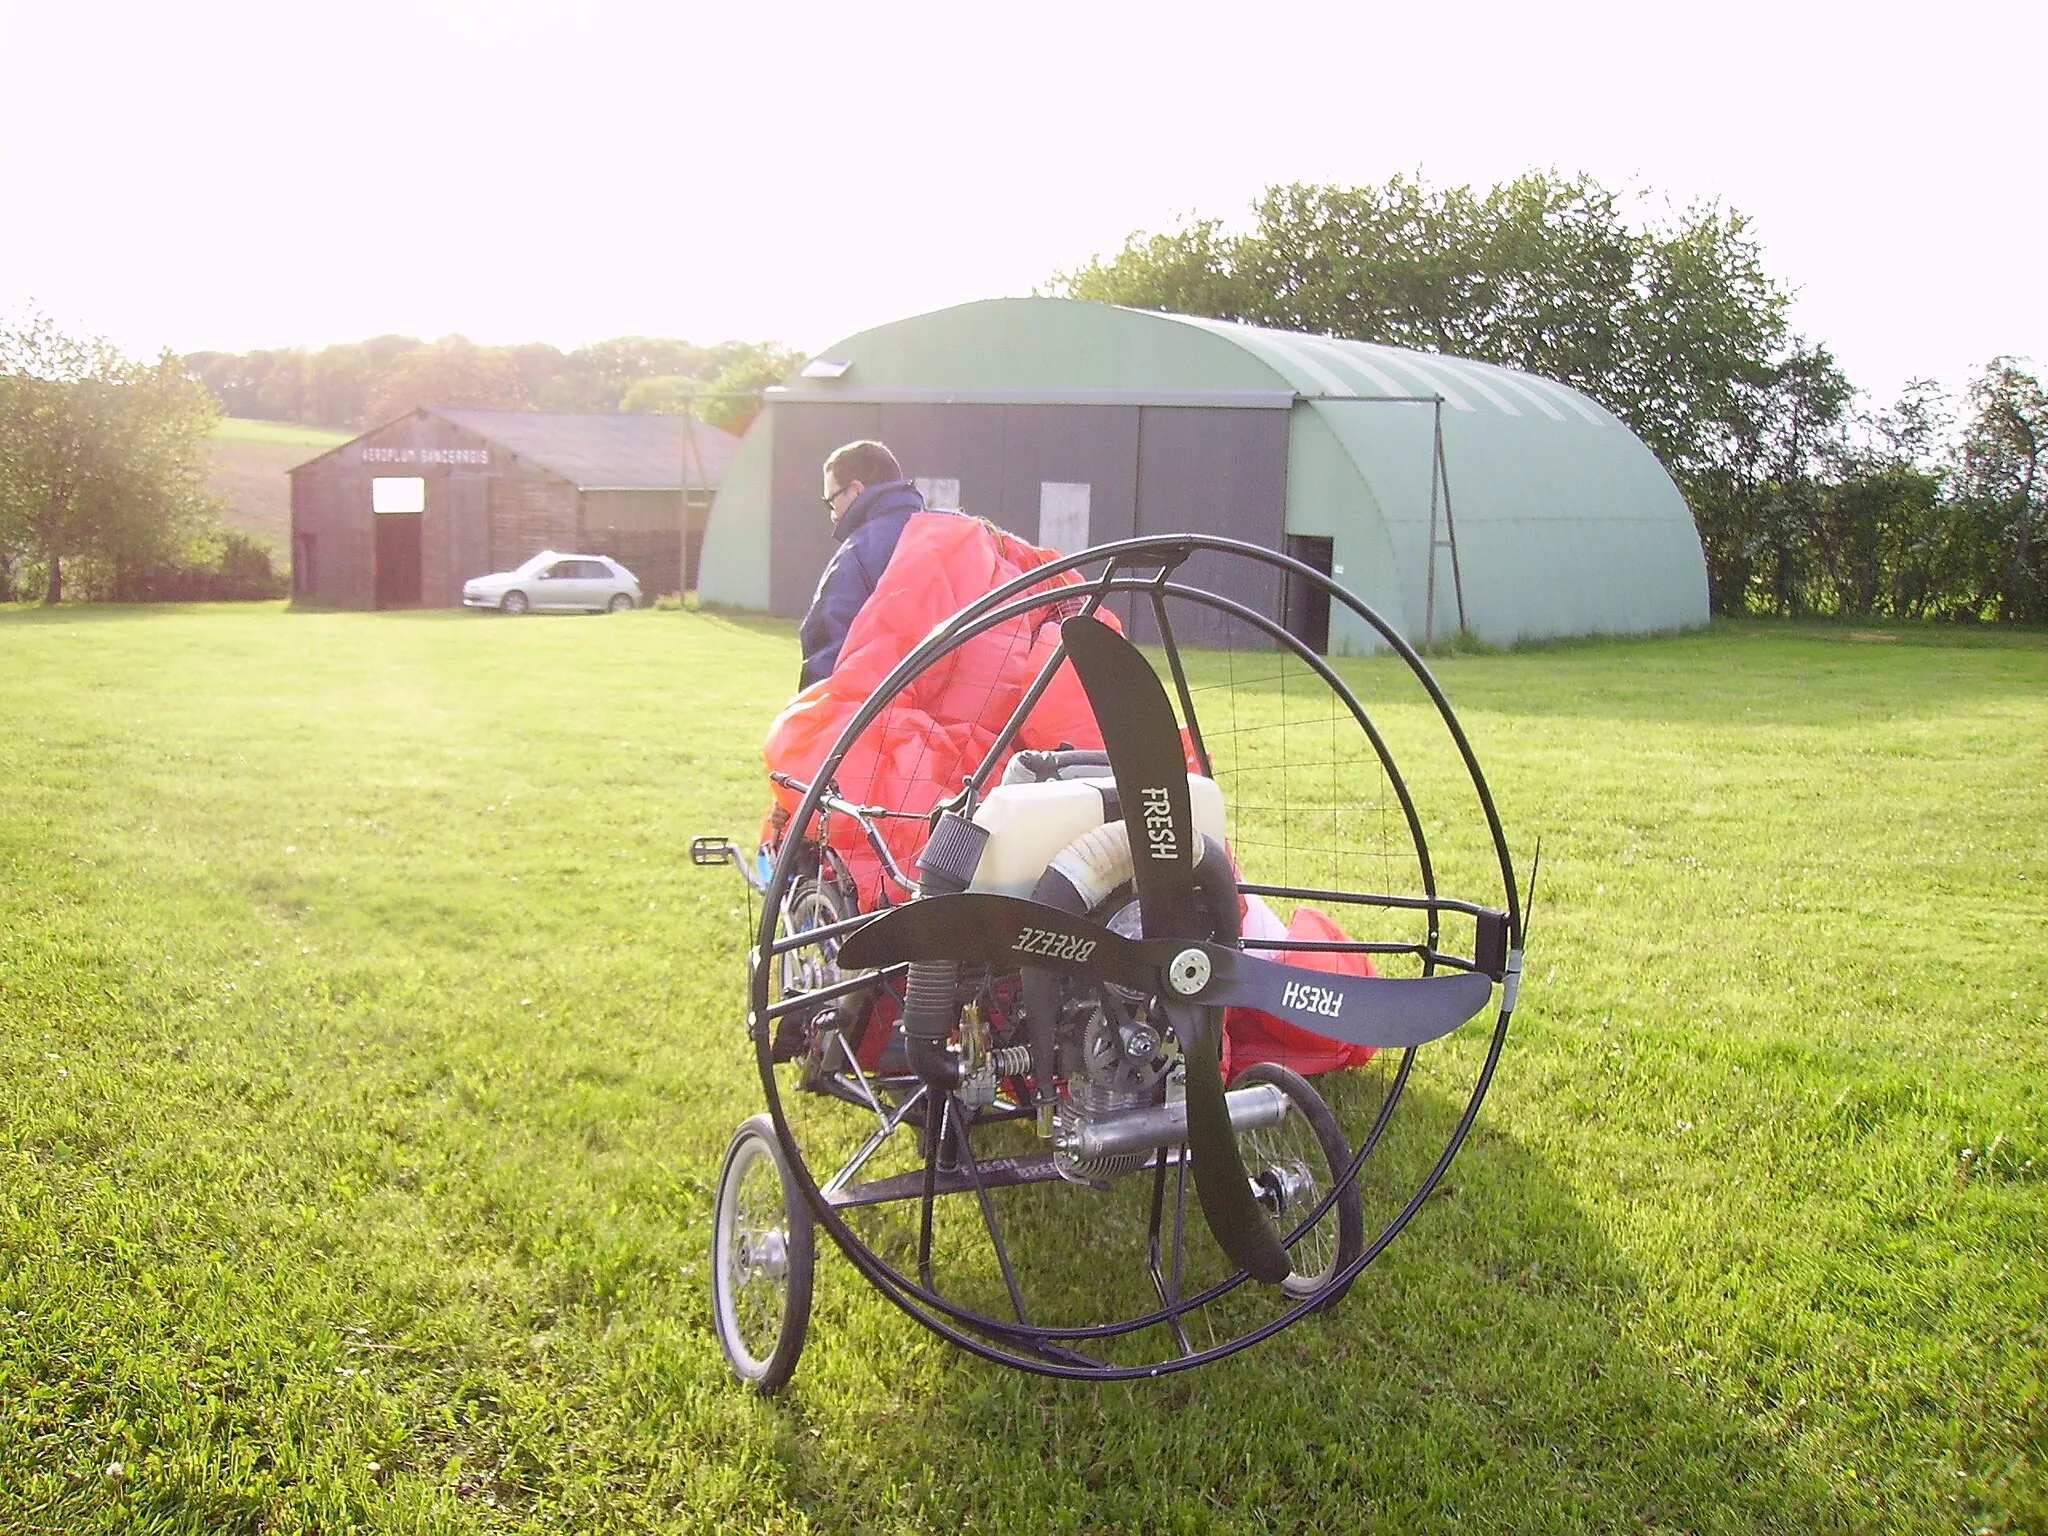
[{"x1": 798, "y1": 479, "x2": 934, "y2": 687}]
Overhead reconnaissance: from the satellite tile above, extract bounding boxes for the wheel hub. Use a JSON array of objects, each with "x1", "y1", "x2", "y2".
[{"x1": 737, "y1": 1227, "x2": 789, "y2": 1283}]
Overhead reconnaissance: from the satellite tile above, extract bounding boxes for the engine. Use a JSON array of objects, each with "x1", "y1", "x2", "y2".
[{"x1": 919, "y1": 751, "x2": 1242, "y2": 1185}]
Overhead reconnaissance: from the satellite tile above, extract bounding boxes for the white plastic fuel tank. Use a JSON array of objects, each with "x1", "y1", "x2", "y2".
[{"x1": 966, "y1": 775, "x2": 1227, "y2": 898}]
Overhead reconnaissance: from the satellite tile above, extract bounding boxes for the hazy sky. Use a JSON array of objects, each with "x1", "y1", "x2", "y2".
[{"x1": 2, "y1": 0, "x2": 2039, "y2": 406}]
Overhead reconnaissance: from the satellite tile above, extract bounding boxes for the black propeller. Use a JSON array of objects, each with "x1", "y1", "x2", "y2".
[
  {"x1": 1060, "y1": 615, "x2": 1288, "y2": 1285},
  {"x1": 837, "y1": 893, "x2": 1493, "y2": 1050}
]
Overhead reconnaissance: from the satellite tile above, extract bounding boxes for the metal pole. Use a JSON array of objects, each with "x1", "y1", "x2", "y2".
[
  {"x1": 681, "y1": 403, "x2": 711, "y2": 596},
  {"x1": 1435, "y1": 408, "x2": 1468, "y2": 635},
  {"x1": 1424, "y1": 400, "x2": 1441, "y2": 645}
]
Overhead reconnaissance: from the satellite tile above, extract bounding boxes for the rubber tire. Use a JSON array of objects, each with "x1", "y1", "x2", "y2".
[
  {"x1": 607, "y1": 593, "x2": 635, "y2": 613},
  {"x1": 500, "y1": 590, "x2": 528, "y2": 616},
  {"x1": 710, "y1": 1114, "x2": 814, "y2": 1393},
  {"x1": 1229, "y1": 1061, "x2": 1365, "y2": 1311}
]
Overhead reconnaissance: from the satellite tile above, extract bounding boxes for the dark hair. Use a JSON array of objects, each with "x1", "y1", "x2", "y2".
[{"x1": 823, "y1": 440, "x2": 901, "y2": 489}]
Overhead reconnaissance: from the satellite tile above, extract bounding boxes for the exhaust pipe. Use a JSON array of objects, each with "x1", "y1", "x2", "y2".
[{"x1": 1058, "y1": 1082, "x2": 1290, "y2": 1163}]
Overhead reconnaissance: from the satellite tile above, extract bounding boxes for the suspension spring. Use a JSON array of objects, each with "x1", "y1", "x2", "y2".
[{"x1": 987, "y1": 1045, "x2": 1033, "y2": 1079}]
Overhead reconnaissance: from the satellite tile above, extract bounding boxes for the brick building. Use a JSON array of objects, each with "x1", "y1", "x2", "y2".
[{"x1": 291, "y1": 407, "x2": 739, "y2": 608}]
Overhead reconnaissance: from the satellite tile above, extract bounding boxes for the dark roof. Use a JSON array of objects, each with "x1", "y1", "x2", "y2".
[{"x1": 423, "y1": 407, "x2": 740, "y2": 490}]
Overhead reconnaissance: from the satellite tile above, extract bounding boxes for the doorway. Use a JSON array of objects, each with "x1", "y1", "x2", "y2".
[
  {"x1": 375, "y1": 512, "x2": 423, "y2": 608},
  {"x1": 1282, "y1": 535, "x2": 1334, "y2": 654},
  {"x1": 373, "y1": 476, "x2": 425, "y2": 609}
]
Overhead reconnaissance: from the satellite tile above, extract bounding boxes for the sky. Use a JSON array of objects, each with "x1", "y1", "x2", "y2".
[{"x1": 1, "y1": 0, "x2": 2040, "y2": 409}]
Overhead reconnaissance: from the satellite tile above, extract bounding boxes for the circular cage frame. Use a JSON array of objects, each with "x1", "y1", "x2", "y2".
[{"x1": 743, "y1": 534, "x2": 1525, "y2": 1381}]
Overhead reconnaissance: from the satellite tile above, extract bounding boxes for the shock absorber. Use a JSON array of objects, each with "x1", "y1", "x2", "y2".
[{"x1": 986, "y1": 1044, "x2": 1034, "y2": 1079}]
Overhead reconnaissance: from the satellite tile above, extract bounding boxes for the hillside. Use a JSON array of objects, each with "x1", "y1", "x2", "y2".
[{"x1": 204, "y1": 419, "x2": 351, "y2": 551}]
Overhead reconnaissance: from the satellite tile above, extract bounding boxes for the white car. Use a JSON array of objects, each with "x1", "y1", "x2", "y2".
[{"x1": 463, "y1": 551, "x2": 642, "y2": 615}]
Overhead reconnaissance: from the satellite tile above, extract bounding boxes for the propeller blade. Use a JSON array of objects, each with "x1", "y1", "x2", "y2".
[
  {"x1": 1059, "y1": 616, "x2": 1295, "y2": 1284},
  {"x1": 836, "y1": 893, "x2": 1160, "y2": 991},
  {"x1": 1194, "y1": 954, "x2": 1495, "y2": 1049},
  {"x1": 1059, "y1": 616, "x2": 1204, "y2": 941},
  {"x1": 1166, "y1": 1001, "x2": 1294, "y2": 1285}
]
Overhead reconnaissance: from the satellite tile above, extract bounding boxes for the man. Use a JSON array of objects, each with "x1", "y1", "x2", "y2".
[{"x1": 798, "y1": 440, "x2": 943, "y2": 688}]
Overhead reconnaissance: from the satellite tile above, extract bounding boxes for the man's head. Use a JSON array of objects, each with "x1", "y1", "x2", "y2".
[{"x1": 821, "y1": 440, "x2": 902, "y2": 524}]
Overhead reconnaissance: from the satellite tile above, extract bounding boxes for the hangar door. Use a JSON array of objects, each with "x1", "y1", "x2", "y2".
[{"x1": 767, "y1": 400, "x2": 1289, "y2": 647}]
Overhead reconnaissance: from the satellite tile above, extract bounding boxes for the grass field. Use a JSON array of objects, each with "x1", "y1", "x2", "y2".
[
  {"x1": 212, "y1": 419, "x2": 356, "y2": 449},
  {"x1": 204, "y1": 419, "x2": 352, "y2": 552},
  {"x1": 1, "y1": 604, "x2": 2042, "y2": 1533}
]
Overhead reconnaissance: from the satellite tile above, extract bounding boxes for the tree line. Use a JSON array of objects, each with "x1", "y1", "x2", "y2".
[
  {"x1": 1058, "y1": 173, "x2": 2046, "y2": 623},
  {"x1": 182, "y1": 334, "x2": 803, "y2": 436},
  {"x1": 0, "y1": 314, "x2": 280, "y2": 604}
]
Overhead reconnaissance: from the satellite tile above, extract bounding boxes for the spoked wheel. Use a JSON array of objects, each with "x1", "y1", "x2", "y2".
[
  {"x1": 499, "y1": 590, "x2": 528, "y2": 616},
  {"x1": 607, "y1": 593, "x2": 634, "y2": 613},
  {"x1": 1230, "y1": 1062, "x2": 1364, "y2": 1308},
  {"x1": 742, "y1": 534, "x2": 1525, "y2": 1381},
  {"x1": 710, "y1": 1114, "x2": 814, "y2": 1393}
]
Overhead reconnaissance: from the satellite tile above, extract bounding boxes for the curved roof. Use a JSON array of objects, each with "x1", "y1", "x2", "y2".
[{"x1": 1162, "y1": 313, "x2": 1618, "y2": 426}]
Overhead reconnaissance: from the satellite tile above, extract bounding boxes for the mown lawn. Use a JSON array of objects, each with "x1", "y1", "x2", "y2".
[{"x1": 0, "y1": 603, "x2": 2042, "y2": 1534}]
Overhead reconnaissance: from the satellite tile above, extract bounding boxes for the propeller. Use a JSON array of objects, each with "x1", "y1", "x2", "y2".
[{"x1": 838, "y1": 893, "x2": 1493, "y2": 1050}]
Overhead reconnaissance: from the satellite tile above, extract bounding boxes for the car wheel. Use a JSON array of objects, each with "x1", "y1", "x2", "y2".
[
  {"x1": 607, "y1": 593, "x2": 634, "y2": 613},
  {"x1": 500, "y1": 591, "x2": 528, "y2": 616}
]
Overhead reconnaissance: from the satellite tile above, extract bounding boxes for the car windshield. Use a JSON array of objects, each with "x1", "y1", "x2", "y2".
[{"x1": 513, "y1": 553, "x2": 554, "y2": 577}]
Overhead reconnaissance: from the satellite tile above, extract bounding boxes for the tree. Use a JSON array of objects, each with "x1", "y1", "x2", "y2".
[
  {"x1": 0, "y1": 314, "x2": 221, "y2": 603},
  {"x1": 182, "y1": 332, "x2": 796, "y2": 430},
  {"x1": 616, "y1": 343, "x2": 804, "y2": 435},
  {"x1": 1954, "y1": 357, "x2": 2048, "y2": 621},
  {"x1": 1692, "y1": 341, "x2": 1851, "y2": 615},
  {"x1": 698, "y1": 343, "x2": 805, "y2": 434},
  {"x1": 1053, "y1": 216, "x2": 1261, "y2": 322},
  {"x1": 1057, "y1": 172, "x2": 1787, "y2": 480},
  {"x1": 360, "y1": 335, "x2": 528, "y2": 424},
  {"x1": 1810, "y1": 382, "x2": 1953, "y2": 618}
]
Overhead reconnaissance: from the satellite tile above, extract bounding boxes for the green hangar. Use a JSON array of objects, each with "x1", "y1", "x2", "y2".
[{"x1": 696, "y1": 297, "x2": 1707, "y2": 652}]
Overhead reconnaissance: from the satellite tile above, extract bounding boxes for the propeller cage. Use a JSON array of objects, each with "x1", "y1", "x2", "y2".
[{"x1": 735, "y1": 534, "x2": 1525, "y2": 1383}]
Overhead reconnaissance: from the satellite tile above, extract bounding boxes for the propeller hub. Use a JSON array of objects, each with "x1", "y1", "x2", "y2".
[{"x1": 1166, "y1": 947, "x2": 1212, "y2": 997}]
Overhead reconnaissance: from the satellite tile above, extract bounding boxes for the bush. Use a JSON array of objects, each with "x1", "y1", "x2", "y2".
[{"x1": 109, "y1": 531, "x2": 288, "y2": 602}]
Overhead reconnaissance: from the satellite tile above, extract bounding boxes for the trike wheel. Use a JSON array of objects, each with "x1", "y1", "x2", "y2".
[
  {"x1": 1230, "y1": 1062, "x2": 1365, "y2": 1310},
  {"x1": 773, "y1": 867, "x2": 860, "y2": 1062},
  {"x1": 710, "y1": 1114, "x2": 814, "y2": 1393}
]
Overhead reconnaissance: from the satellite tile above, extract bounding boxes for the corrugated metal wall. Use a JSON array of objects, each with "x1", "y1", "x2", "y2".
[{"x1": 766, "y1": 401, "x2": 1286, "y2": 643}]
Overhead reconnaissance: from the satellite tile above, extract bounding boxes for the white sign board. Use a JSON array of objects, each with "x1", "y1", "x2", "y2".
[
  {"x1": 1038, "y1": 481, "x2": 1091, "y2": 554},
  {"x1": 371, "y1": 476, "x2": 426, "y2": 514},
  {"x1": 915, "y1": 476, "x2": 962, "y2": 511}
]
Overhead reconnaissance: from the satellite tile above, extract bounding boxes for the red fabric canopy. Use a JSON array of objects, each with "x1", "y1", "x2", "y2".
[{"x1": 764, "y1": 513, "x2": 1110, "y2": 906}]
